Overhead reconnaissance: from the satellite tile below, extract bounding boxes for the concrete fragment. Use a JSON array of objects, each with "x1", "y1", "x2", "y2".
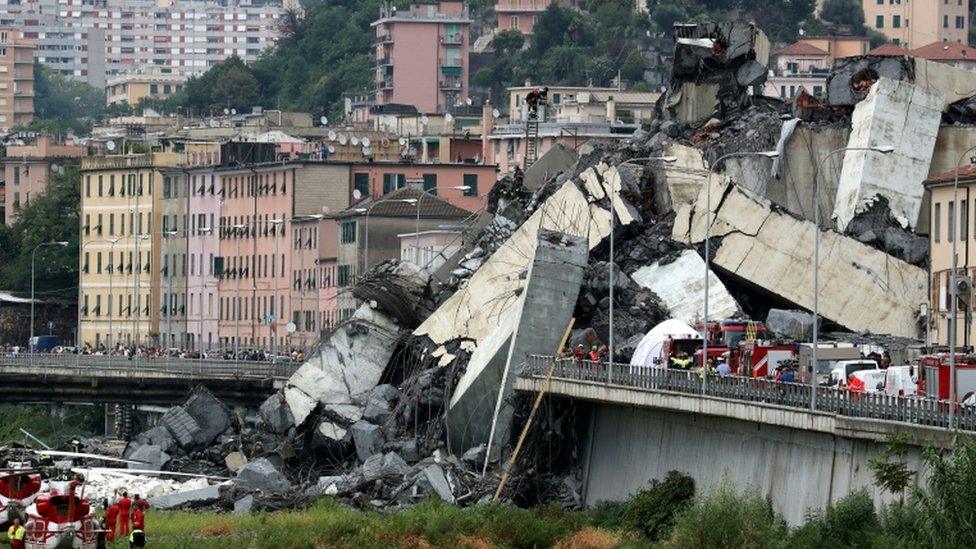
[
  {"x1": 148, "y1": 484, "x2": 221, "y2": 509},
  {"x1": 362, "y1": 452, "x2": 410, "y2": 482},
  {"x1": 182, "y1": 386, "x2": 234, "y2": 448},
  {"x1": 233, "y1": 495, "x2": 254, "y2": 516},
  {"x1": 131, "y1": 426, "x2": 178, "y2": 455},
  {"x1": 258, "y1": 392, "x2": 294, "y2": 434},
  {"x1": 631, "y1": 250, "x2": 739, "y2": 326},
  {"x1": 160, "y1": 406, "x2": 201, "y2": 449},
  {"x1": 126, "y1": 445, "x2": 170, "y2": 471},
  {"x1": 235, "y1": 458, "x2": 290, "y2": 494},
  {"x1": 524, "y1": 143, "x2": 578, "y2": 190},
  {"x1": 650, "y1": 143, "x2": 709, "y2": 214},
  {"x1": 676, "y1": 179, "x2": 926, "y2": 338},
  {"x1": 350, "y1": 421, "x2": 384, "y2": 461},
  {"x1": 765, "y1": 309, "x2": 815, "y2": 340},
  {"x1": 224, "y1": 451, "x2": 247, "y2": 474},
  {"x1": 834, "y1": 78, "x2": 943, "y2": 232},
  {"x1": 461, "y1": 445, "x2": 487, "y2": 469},
  {"x1": 421, "y1": 465, "x2": 455, "y2": 503},
  {"x1": 315, "y1": 421, "x2": 348, "y2": 444}
]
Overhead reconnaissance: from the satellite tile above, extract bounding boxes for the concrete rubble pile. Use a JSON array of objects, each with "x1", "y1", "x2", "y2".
[{"x1": 119, "y1": 19, "x2": 976, "y2": 513}]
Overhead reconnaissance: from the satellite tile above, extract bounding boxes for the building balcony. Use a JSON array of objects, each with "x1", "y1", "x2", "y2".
[
  {"x1": 375, "y1": 32, "x2": 393, "y2": 44},
  {"x1": 13, "y1": 89, "x2": 34, "y2": 97},
  {"x1": 441, "y1": 33, "x2": 463, "y2": 45},
  {"x1": 440, "y1": 78, "x2": 463, "y2": 90},
  {"x1": 378, "y1": 78, "x2": 394, "y2": 90},
  {"x1": 376, "y1": 56, "x2": 391, "y2": 67}
]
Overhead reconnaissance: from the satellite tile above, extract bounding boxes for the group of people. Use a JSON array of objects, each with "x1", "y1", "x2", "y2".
[
  {"x1": 99, "y1": 491, "x2": 149, "y2": 548},
  {"x1": 2, "y1": 342, "x2": 306, "y2": 363},
  {"x1": 571, "y1": 343, "x2": 610, "y2": 365}
]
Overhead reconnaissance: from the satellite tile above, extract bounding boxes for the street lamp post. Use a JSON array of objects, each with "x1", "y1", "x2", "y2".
[
  {"x1": 811, "y1": 146, "x2": 893, "y2": 411},
  {"x1": 615, "y1": 157, "x2": 677, "y2": 371},
  {"x1": 949, "y1": 145, "x2": 976, "y2": 427},
  {"x1": 415, "y1": 186, "x2": 469, "y2": 267},
  {"x1": 30, "y1": 241, "x2": 69, "y2": 366},
  {"x1": 231, "y1": 223, "x2": 245, "y2": 359},
  {"x1": 270, "y1": 218, "x2": 284, "y2": 357},
  {"x1": 700, "y1": 151, "x2": 778, "y2": 393}
]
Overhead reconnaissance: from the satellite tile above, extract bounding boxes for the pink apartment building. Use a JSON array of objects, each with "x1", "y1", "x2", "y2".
[
  {"x1": 350, "y1": 162, "x2": 497, "y2": 213},
  {"x1": 185, "y1": 169, "x2": 222, "y2": 352},
  {"x1": 495, "y1": 0, "x2": 578, "y2": 36},
  {"x1": 3, "y1": 136, "x2": 87, "y2": 225},
  {"x1": 373, "y1": 1, "x2": 471, "y2": 113}
]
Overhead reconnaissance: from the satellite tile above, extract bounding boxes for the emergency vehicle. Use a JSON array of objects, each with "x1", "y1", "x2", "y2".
[
  {"x1": 918, "y1": 353, "x2": 976, "y2": 401},
  {"x1": 739, "y1": 340, "x2": 797, "y2": 378},
  {"x1": 0, "y1": 465, "x2": 42, "y2": 527},
  {"x1": 23, "y1": 480, "x2": 99, "y2": 549}
]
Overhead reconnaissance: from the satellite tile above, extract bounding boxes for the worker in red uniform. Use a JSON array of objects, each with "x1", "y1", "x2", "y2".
[
  {"x1": 131, "y1": 495, "x2": 148, "y2": 531},
  {"x1": 104, "y1": 498, "x2": 120, "y2": 542},
  {"x1": 117, "y1": 491, "x2": 132, "y2": 537}
]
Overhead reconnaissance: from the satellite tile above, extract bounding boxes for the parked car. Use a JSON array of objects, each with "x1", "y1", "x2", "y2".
[
  {"x1": 828, "y1": 360, "x2": 879, "y2": 388},
  {"x1": 884, "y1": 365, "x2": 918, "y2": 397}
]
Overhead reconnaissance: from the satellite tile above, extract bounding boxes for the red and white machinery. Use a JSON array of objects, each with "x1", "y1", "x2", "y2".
[{"x1": 23, "y1": 480, "x2": 99, "y2": 549}]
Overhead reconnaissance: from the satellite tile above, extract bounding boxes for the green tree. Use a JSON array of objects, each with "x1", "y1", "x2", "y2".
[
  {"x1": 651, "y1": 1, "x2": 686, "y2": 33},
  {"x1": 211, "y1": 65, "x2": 260, "y2": 112},
  {"x1": 0, "y1": 165, "x2": 80, "y2": 295},
  {"x1": 869, "y1": 434, "x2": 915, "y2": 503},
  {"x1": 621, "y1": 50, "x2": 646, "y2": 83},
  {"x1": 29, "y1": 63, "x2": 105, "y2": 135},
  {"x1": 491, "y1": 28, "x2": 525, "y2": 56},
  {"x1": 819, "y1": 0, "x2": 866, "y2": 31},
  {"x1": 532, "y1": 4, "x2": 580, "y2": 54}
]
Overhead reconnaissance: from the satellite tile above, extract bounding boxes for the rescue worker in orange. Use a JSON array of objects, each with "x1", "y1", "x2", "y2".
[
  {"x1": 131, "y1": 495, "x2": 148, "y2": 531},
  {"x1": 104, "y1": 498, "x2": 120, "y2": 542},
  {"x1": 116, "y1": 491, "x2": 132, "y2": 537}
]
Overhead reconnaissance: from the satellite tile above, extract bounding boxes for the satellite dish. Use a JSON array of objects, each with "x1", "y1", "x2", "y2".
[
  {"x1": 444, "y1": 113, "x2": 454, "y2": 124},
  {"x1": 223, "y1": 108, "x2": 230, "y2": 115},
  {"x1": 351, "y1": 136, "x2": 360, "y2": 146},
  {"x1": 286, "y1": 322, "x2": 297, "y2": 334},
  {"x1": 106, "y1": 140, "x2": 117, "y2": 152},
  {"x1": 492, "y1": 109, "x2": 500, "y2": 118},
  {"x1": 361, "y1": 137, "x2": 371, "y2": 147},
  {"x1": 320, "y1": 115, "x2": 328, "y2": 126},
  {"x1": 398, "y1": 137, "x2": 407, "y2": 146},
  {"x1": 328, "y1": 130, "x2": 337, "y2": 141},
  {"x1": 338, "y1": 134, "x2": 348, "y2": 145},
  {"x1": 328, "y1": 145, "x2": 336, "y2": 153},
  {"x1": 466, "y1": 97, "x2": 473, "y2": 106},
  {"x1": 353, "y1": 189, "x2": 362, "y2": 200},
  {"x1": 420, "y1": 115, "x2": 429, "y2": 126},
  {"x1": 362, "y1": 146, "x2": 372, "y2": 156},
  {"x1": 231, "y1": 108, "x2": 237, "y2": 115}
]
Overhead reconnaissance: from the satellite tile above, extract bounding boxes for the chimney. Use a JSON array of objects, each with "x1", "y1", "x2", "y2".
[{"x1": 606, "y1": 95, "x2": 616, "y2": 123}]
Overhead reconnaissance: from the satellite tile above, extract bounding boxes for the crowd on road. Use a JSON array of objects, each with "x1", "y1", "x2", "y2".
[{"x1": 0, "y1": 342, "x2": 306, "y2": 363}]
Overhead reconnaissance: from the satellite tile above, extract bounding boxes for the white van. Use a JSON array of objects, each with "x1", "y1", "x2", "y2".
[
  {"x1": 884, "y1": 365, "x2": 918, "y2": 397},
  {"x1": 829, "y1": 360, "x2": 879, "y2": 387}
]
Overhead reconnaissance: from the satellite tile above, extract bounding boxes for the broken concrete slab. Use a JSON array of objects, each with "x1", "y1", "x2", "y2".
[
  {"x1": 765, "y1": 309, "x2": 815, "y2": 340},
  {"x1": 131, "y1": 426, "x2": 178, "y2": 455},
  {"x1": 235, "y1": 458, "x2": 290, "y2": 494},
  {"x1": 233, "y1": 495, "x2": 254, "y2": 516},
  {"x1": 283, "y1": 304, "x2": 401, "y2": 427},
  {"x1": 484, "y1": 230, "x2": 589, "y2": 462},
  {"x1": 675, "y1": 179, "x2": 926, "y2": 338},
  {"x1": 631, "y1": 250, "x2": 739, "y2": 326},
  {"x1": 829, "y1": 56, "x2": 976, "y2": 111},
  {"x1": 160, "y1": 406, "x2": 201, "y2": 449},
  {"x1": 524, "y1": 143, "x2": 578, "y2": 190},
  {"x1": 126, "y1": 445, "x2": 170, "y2": 471},
  {"x1": 179, "y1": 386, "x2": 234, "y2": 448},
  {"x1": 149, "y1": 484, "x2": 221, "y2": 509},
  {"x1": 834, "y1": 78, "x2": 943, "y2": 232},
  {"x1": 315, "y1": 421, "x2": 348, "y2": 445},
  {"x1": 650, "y1": 143, "x2": 709, "y2": 215},
  {"x1": 362, "y1": 452, "x2": 410, "y2": 483},
  {"x1": 420, "y1": 464, "x2": 455, "y2": 503},
  {"x1": 461, "y1": 445, "x2": 486, "y2": 470},
  {"x1": 351, "y1": 421, "x2": 385, "y2": 461},
  {"x1": 258, "y1": 392, "x2": 294, "y2": 434}
]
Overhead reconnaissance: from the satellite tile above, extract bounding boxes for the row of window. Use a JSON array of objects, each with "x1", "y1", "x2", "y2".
[
  {"x1": 293, "y1": 226, "x2": 320, "y2": 251},
  {"x1": 82, "y1": 250, "x2": 151, "y2": 275},
  {"x1": 80, "y1": 293, "x2": 151, "y2": 318},
  {"x1": 933, "y1": 199, "x2": 975, "y2": 243},
  {"x1": 219, "y1": 295, "x2": 285, "y2": 323},
  {"x1": 83, "y1": 211, "x2": 151, "y2": 237},
  {"x1": 85, "y1": 172, "x2": 150, "y2": 198},
  {"x1": 875, "y1": 14, "x2": 966, "y2": 30}
]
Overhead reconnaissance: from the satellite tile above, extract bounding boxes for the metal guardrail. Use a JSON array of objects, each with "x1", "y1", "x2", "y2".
[
  {"x1": 0, "y1": 354, "x2": 300, "y2": 380},
  {"x1": 523, "y1": 356, "x2": 976, "y2": 432}
]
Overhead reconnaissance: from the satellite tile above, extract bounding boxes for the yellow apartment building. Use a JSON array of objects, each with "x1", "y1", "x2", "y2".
[{"x1": 79, "y1": 152, "x2": 184, "y2": 349}]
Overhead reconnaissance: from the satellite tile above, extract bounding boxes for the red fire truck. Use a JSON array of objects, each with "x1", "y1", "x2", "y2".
[
  {"x1": 693, "y1": 320, "x2": 770, "y2": 370},
  {"x1": 918, "y1": 353, "x2": 976, "y2": 401},
  {"x1": 739, "y1": 340, "x2": 798, "y2": 378}
]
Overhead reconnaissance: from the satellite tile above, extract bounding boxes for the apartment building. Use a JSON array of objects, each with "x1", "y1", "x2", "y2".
[
  {"x1": 373, "y1": 1, "x2": 471, "y2": 114},
  {"x1": 863, "y1": 0, "x2": 968, "y2": 49},
  {"x1": 333, "y1": 187, "x2": 472, "y2": 321},
  {"x1": 3, "y1": 135, "x2": 87, "y2": 226},
  {"x1": 79, "y1": 152, "x2": 185, "y2": 349},
  {"x1": 0, "y1": 0, "x2": 281, "y2": 88},
  {"x1": 0, "y1": 27, "x2": 35, "y2": 130},
  {"x1": 925, "y1": 166, "x2": 976, "y2": 347},
  {"x1": 495, "y1": 0, "x2": 579, "y2": 36},
  {"x1": 105, "y1": 66, "x2": 187, "y2": 106}
]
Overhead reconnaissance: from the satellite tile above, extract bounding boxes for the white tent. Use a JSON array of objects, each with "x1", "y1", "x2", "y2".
[{"x1": 629, "y1": 319, "x2": 698, "y2": 370}]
